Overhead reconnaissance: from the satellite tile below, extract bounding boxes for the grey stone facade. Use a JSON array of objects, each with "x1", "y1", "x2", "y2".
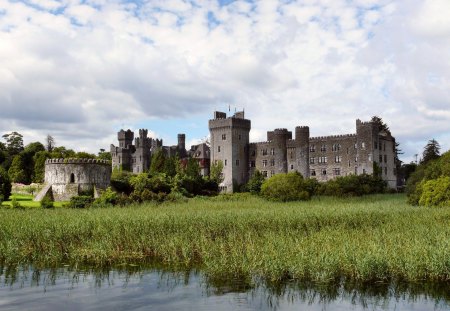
[
  {"x1": 34, "y1": 158, "x2": 111, "y2": 201},
  {"x1": 209, "y1": 111, "x2": 398, "y2": 192}
]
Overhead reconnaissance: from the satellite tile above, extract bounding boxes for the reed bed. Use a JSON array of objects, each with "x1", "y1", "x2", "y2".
[{"x1": 0, "y1": 194, "x2": 449, "y2": 284}]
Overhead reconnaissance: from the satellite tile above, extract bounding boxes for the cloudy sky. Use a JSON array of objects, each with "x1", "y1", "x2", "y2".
[{"x1": 1, "y1": 0, "x2": 449, "y2": 162}]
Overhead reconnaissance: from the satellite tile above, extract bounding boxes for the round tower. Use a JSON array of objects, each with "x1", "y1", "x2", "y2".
[
  {"x1": 273, "y1": 129, "x2": 290, "y2": 174},
  {"x1": 295, "y1": 126, "x2": 310, "y2": 178},
  {"x1": 178, "y1": 133, "x2": 186, "y2": 151}
]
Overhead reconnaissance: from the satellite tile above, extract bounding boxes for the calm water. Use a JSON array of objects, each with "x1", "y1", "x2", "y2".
[{"x1": 0, "y1": 265, "x2": 449, "y2": 311}]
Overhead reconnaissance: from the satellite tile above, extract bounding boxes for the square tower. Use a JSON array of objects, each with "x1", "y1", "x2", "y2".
[{"x1": 209, "y1": 111, "x2": 251, "y2": 193}]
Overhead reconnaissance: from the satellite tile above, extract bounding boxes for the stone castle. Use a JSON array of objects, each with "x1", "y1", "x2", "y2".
[
  {"x1": 110, "y1": 130, "x2": 210, "y2": 176},
  {"x1": 209, "y1": 111, "x2": 397, "y2": 192},
  {"x1": 34, "y1": 158, "x2": 111, "y2": 201}
]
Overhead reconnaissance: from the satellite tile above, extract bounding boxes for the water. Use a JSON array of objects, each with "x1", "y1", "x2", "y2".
[{"x1": 0, "y1": 265, "x2": 449, "y2": 311}]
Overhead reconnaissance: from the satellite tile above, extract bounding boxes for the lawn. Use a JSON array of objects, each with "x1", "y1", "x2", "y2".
[
  {"x1": 1, "y1": 194, "x2": 67, "y2": 208},
  {"x1": 0, "y1": 194, "x2": 448, "y2": 284}
]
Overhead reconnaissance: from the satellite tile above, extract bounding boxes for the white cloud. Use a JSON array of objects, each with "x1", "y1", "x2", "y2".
[{"x1": 0, "y1": 0, "x2": 449, "y2": 162}]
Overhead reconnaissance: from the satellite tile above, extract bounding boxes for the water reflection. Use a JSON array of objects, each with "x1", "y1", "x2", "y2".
[{"x1": 0, "y1": 264, "x2": 448, "y2": 311}]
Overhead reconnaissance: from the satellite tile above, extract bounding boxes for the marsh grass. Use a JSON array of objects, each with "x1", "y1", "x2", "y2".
[{"x1": 0, "y1": 194, "x2": 449, "y2": 284}]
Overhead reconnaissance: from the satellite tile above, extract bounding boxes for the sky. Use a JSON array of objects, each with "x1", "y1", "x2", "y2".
[{"x1": 0, "y1": 0, "x2": 449, "y2": 163}]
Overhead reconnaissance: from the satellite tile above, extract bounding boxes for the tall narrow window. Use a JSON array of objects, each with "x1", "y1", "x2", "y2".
[
  {"x1": 70, "y1": 173, "x2": 75, "y2": 183},
  {"x1": 222, "y1": 134, "x2": 226, "y2": 140}
]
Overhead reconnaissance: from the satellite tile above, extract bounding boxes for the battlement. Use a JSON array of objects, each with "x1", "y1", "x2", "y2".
[
  {"x1": 295, "y1": 126, "x2": 309, "y2": 129},
  {"x1": 208, "y1": 117, "x2": 251, "y2": 130},
  {"x1": 310, "y1": 134, "x2": 357, "y2": 141},
  {"x1": 118, "y1": 129, "x2": 134, "y2": 141},
  {"x1": 46, "y1": 158, "x2": 111, "y2": 165}
]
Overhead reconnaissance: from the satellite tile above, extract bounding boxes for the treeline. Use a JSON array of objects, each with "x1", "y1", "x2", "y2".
[
  {"x1": 0, "y1": 132, "x2": 111, "y2": 184},
  {"x1": 406, "y1": 139, "x2": 450, "y2": 207}
]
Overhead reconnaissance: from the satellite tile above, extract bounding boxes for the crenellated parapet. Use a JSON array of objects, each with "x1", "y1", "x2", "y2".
[
  {"x1": 310, "y1": 134, "x2": 357, "y2": 141},
  {"x1": 45, "y1": 158, "x2": 111, "y2": 165}
]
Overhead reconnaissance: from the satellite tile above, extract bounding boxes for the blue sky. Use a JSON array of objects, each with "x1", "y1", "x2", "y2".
[{"x1": 0, "y1": 0, "x2": 450, "y2": 162}]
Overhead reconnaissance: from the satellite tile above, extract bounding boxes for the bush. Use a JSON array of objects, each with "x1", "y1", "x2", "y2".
[
  {"x1": 243, "y1": 170, "x2": 265, "y2": 194},
  {"x1": 418, "y1": 176, "x2": 450, "y2": 207},
  {"x1": 319, "y1": 174, "x2": 386, "y2": 197},
  {"x1": 40, "y1": 196, "x2": 54, "y2": 209},
  {"x1": 0, "y1": 166, "x2": 12, "y2": 202},
  {"x1": 11, "y1": 197, "x2": 23, "y2": 209},
  {"x1": 69, "y1": 196, "x2": 93, "y2": 208},
  {"x1": 111, "y1": 170, "x2": 133, "y2": 194},
  {"x1": 261, "y1": 172, "x2": 312, "y2": 202}
]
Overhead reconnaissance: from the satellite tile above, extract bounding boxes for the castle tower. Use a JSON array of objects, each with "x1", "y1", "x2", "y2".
[
  {"x1": 118, "y1": 129, "x2": 134, "y2": 149},
  {"x1": 356, "y1": 119, "x2": 379, "y2": 176},
  {"x1": 295, "y1": 126, "x2": 310, "y2": 178},
  {"x1": 272, "y1": 129, "x2": 290, "y2": 174},
  {"x1": 209, "y1": 111, "x2": 251, "y2": 193},
  {"x1": 178, "y1": 134, "x2": 186, "y2": 151},
  {"x1": 133, "y1": 129, "x2": 152, "y2": 173}
]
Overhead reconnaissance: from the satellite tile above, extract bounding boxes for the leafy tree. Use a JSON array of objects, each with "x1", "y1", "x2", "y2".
[
  {"x1": 22, "y1": 142, "x2": 45, "y2": 182},
  {"x1": 244, "y1": 170, "x2": 265, "y2": 194},
  {"x1": 150, "y1": 148, "x2": 166, "y2": 174},
  {"x1": 46, "y1": 135, "x2": 55, "y2": 152},
  {"x1": 209, "y1": 160, "x2": 224, "y2": 184},
  {"x1": 75, "y1": 151, "x2": 97, "y2": 159},
  {"x1": 98, "y1": 149, "x2": 112, "y2": 161},
  {"x1": 33, "y1": 151, "x2": 50, "y2": 183},
  {"x1": 2, "y1": 131, "x2": 24, "y2": 156},
  {"x1": 163, "y1": 155, "x2": 178, "y2": 177},
  {"x1": 421, "y1": 139, "x2": 440, "y2": 164},
  {"x1": 0, "y1": 166, "x2": 12, "y2": 202},
  {"x1": 8, "y1": 154, "x2": 27, "y2": 183},
  {"x1": 371, "y1": 116, "x2": 390, "y2": 134},
  {"x1": 50, "y1": 146, "x2": 76, "y2": 159},
  {"x1": 185, "y1": 157, "x2": 201, "y2": 180},
  {"x1": 261, "y1": 172, "x2": 312, "y2": 202}
]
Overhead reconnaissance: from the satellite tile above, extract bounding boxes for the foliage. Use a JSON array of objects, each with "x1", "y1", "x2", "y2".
[
  {"x1": 110, "y1": 169, "x2": 134, "y2": 194},
  {"x1": 209, "y1": 160, "x2": 224, "y2": 185},
  {"x1": 92, "y1": 187, "x2": 118, "y2": 207},
  {"x1": 371, "y1": 115, "x2": 390, "y2": 134},
  {"x1": 8, "y1": 155, "x2": 27, "y2": 184},
  {"x1": 40, "y1": 196, "x2": 54, "y2": 209},
  {"x1": 46, "y1": 135, "x2": 55, "y2": 152},
  {"x1": 318, "y1": 174, "x2": 387, "y2": 197},
  {"x1": 149, "y1": 148, "x2": 166, "y2": 174},
  {"x1": 163, "y1": 155, "x2": 178, "y2": 177},
  {"x1": 50, "y1": 146, "x2": 76, "y2": 159},
  {"x1": 243, "y1": 170, "x2": 265, "y2": 194},
  {"x1": 407, "y1": 150, "x2": 450, "y2": 206},
  {"x1": 184, "y1": 157, "x2": 202, "y2": 180},
  {"x1": 11, "y1": 197, "x2": 23, "y2": 209},
  {"x1": 75, "y1": 151, "x2": 97, "y2": 159},
  {"x1": 2, "y1": 131, "x2": 24, "y2": 156},
  {"x1": 418, "y1": 177, "x2": 450, "y2": 207},
  {"x1": 0, "y1": 195, "x2": 449, "y2": 284},
  {"x1": 421, "y1": 139, "x2": 440, "y2": 164},
  {"x1": 33, "y1": 151, "x2": 50, "y2": 183},
  {"x1": 261, "y1": 172, "x2": 312, "y2": 202},
  {"x1": 68, "y1": 196, "x2": 94, "y2": 208},
  {"x1": 0, "y1": 166, "x2": 12, "y2": 201}
]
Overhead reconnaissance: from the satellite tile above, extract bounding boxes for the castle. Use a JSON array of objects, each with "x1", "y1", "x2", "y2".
[
  {"x1": 110, "y1": 130, "x2": 210, "y2": 176},
  {"x1": 209, "y1": 111, "x2": 397, "y2": 192}
]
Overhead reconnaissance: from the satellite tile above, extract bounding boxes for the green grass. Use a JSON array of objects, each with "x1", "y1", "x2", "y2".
[
  {"x1": 1, "y1": 194, "x2": 67, "y2": 208},
  {"x1": 0, "y1": 194, "x2": 449, "y2": 284}
]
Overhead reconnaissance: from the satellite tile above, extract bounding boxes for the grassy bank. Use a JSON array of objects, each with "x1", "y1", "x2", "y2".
[
  {"x1": 0, "y1": 194, "x2": 449, "y2": 283},
  {"x1": 1, "y1": 194, "x2": 67, "y2": 208}
]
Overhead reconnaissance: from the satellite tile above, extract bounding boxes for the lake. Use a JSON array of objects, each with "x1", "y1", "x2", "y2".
[{"x1": 0, "y1": 265, "x2": 449, "y2": 310}]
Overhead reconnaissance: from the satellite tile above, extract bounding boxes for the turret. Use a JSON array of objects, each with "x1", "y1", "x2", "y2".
[
  {"x1": 118, "y1": 129, "x2": 134, "y2": 148},
  {"x1": 178, "y1": 133, "x2": 186, "y2": 151},
  {"x1": 273, "y1": 129, "x2": 290, "y2": 174}
]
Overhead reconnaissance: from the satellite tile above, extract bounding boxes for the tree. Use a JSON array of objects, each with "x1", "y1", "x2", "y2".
[
  {"x1": 75, "y1": 151, "x2": 96, "y2": 159},
  {"x1": 98, "y1": 149, "x2": 112, "y2": 161},
  {"x1": 244, "y1": 170, "x2": 265, "y2": 194},
  {"x1": 185, "y1": 157, "x2": 201, "y2": 180},
  {"x1": 149, "y1": 149, "x2": 166, "y2": 174},
  {"x1": 8, "y1": 154, "x2": 27, "y2": 184},
  {"x1": 209, "y1": 160, "x2": 224, "y2": 184},
  {"x1": 421, "y1": 139, "x2": 440, "y2": 164},
  {"x1": 163, "y1": 154, "x2": 178, "y2": 177},
  {"x1": 371, "y1": 116, "x2": 390, "y2": 134},
  {"x1": 33, "y1": 151, "x2": 50, "y2": 183},
  {"x1": 46, "y1": 135, "x2": 55, "y2": 152},
  {"x1": 50, "y1": 146, "x2": 76, "y2": 158},
  {"x1": 0, "y1": 166, "x2": 12, "y2": 202},
  {"x1": 2, "y1": 132, "x2": 24, "y2": 156}
]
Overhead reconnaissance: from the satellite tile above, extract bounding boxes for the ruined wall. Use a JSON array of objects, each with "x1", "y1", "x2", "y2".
[{"x1": 44, "y1": 158, "x2": 111, "y2": 201}]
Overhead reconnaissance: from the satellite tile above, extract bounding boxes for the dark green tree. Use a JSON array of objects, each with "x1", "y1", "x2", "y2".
[
  {"x1": 209, "y1": 160, "x2": 224, "y2": 184},
  {"x1": 163, "y1": 155, "x2": 178, "y2": 177},
  {"x1": 50, "y1": 146, "x2": 76, "y2": 158},
  {"x1": 0, "y1": 166, "x2": 12, "y2": 202},
  {"x1": 185, "y1": 157, "x2": 201, "y2": 180},
  {"x1": 33, "y1": 151, "x2": 50, "y2": 183},
  {"x1": 8, "y1": 154, "x2": 27, "y2": 183},
  {"x1": 2, "y1": 131, "x2": 24, "y2": 156},
  {"x1": 46, "y1": 135, "x2": 55, "y2": 152},
  {"x1": 75, "y1": 151, "x2": 97, "y2": 159},
  {"x1": 150, "y1": 149, "x2": 166, "y2": 174},
  {"x1": 245, "y1": 170, "x2": 266, "y2": 194},
  {"x1": 371, "y1": 116, "x2": 390, "y2": 134},
  {"x1": 98, "y1": 149, "x2": 112, "y2": 161},
  {"x1": 421, "y1": 139, "x2": 440, "y2": 164}
]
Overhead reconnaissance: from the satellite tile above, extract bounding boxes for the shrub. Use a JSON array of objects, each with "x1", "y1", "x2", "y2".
[
  {"x1": 0, "y1": 166, "x2": 12, "y2": 201},
  {"x1": 11, "y1": 197, "x2": 23, "y2": 209},
  {"x1": 40, "y1": 196, "x2": 54, "y2": 209},
  {"x1": 319, "y1": 174, "x2": 386, "y2": 197},
  {"x1": 418, "y1": 176, "x2": 450, "y2": 207},
  {"x1": 243, "y1": 170, "x2": 265, "y2": 194},
  {"x1": 69, "y1": 196, "x2": 93, "y2": 208},
  {"x1": 95, "y1": 187, "x2": 118, "y2": 205},
  {"x1": 111, "y1": 170, "x2": 133, "y2": 194},
  {"x1": 260, "y1": 172, "x2": 312, "y2": 202}
]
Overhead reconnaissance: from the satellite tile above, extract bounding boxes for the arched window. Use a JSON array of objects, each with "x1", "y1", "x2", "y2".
[{"x1": 70, "y1": 173, "x2": 75, "y2": 183}]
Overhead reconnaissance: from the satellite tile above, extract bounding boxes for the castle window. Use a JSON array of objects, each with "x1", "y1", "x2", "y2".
[
  {"x1": 310, "y1": 157, "x2": 315, "y2": 164},
  {"x1": 384, "y1": 155, "x2": 387, "y2": 163},
  {"x1": 355, "y1": 156, "x2": 358, "y2": 162},
  {"x1": 249, "y1": 161, "x2": 256, "y2": 167},
  {"x1": 363, "y1": 168, "x2": 366, "y2": 174},
  {"x1": 332, "y1": 144, "x2": 341, "y2": 152},
  {"x1": 290, "y1": 151, "x2": 294, "y2": 159},
  {"x1": 322, "y1": 169, "x2": 327, "y2": 175},
  {"x1": 238, "y1": 134, "x2": 241, "y2": 140},
  {"x1": 318, "y1": 156, "x2": 327, "y2": 163},
  {"x1": 218, "y1": 146, "x2": 221, "y2": 152},
  {"x1": 222, "y1": 134, "x2": 226, "y2": 140},
  {"x1": 310, "y1": 169, "x2": 316, "y2": 176},
  {"x1": 333, "y1": 168, "x2": 341, "y2": 176},
  {"x1": 262, "y1": 160, "x2": 268, "y2": 167},
  {"x1": 270, "y1": 170, "x2": 275, "y2": 176},
  {"x1": 361, "y1": 142, "x2": 366, "y2": 150},
  {"x1": 335, "y1": 155, "x2": 341, "y2": 163},
  {"x1": 270, "y1": 148, "x2": 275, "y2": 155},
  {"x1": 262, "y1": 149, "x2": 268, "y2": 156},
  {"x1": 291, "y1": 164, "x2": 294, "y2": 170},
  {"x1": 262, "y1": 171, "x2": 268, "y2": 177},
  {"x1": 379, "y1": 155, "x2": 383, "y2": 163},
  {"x1": 70, "y1": 173, "x2": 75, "y2": 183},
  {"x1": 354, "y1": 143, "x2": 358, "y2": 149},
  {"x1": 320, "y1": 145, "x2": 327, "y2": 152},
  {"x1": 369, "y1": 154, "x2": 372, "y2": 161},
  {"x1": 310, "y1": 145, "x2": 316, "y2": 152},
  {"x1": 236, "y1": 159, "x2": 240, "y2": 166},
  {"x1": 251, "y1": 150, "x2": 256, "y2": 156},
  {"x1": 383, "y1": 143, "x2": 386, "y2": 151},
  {"x1": 385, "y1": 167, "x2": 388, "y2": 175},
  {"x1": 224, "y1": 159, "x2": 227, "y2": 166},
  {"x1": 374, "y1": 141, "x2": 378, "y2": 149},
  {"x1": 270, "y1": 159, "x2": 275, "y2": 166}
]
